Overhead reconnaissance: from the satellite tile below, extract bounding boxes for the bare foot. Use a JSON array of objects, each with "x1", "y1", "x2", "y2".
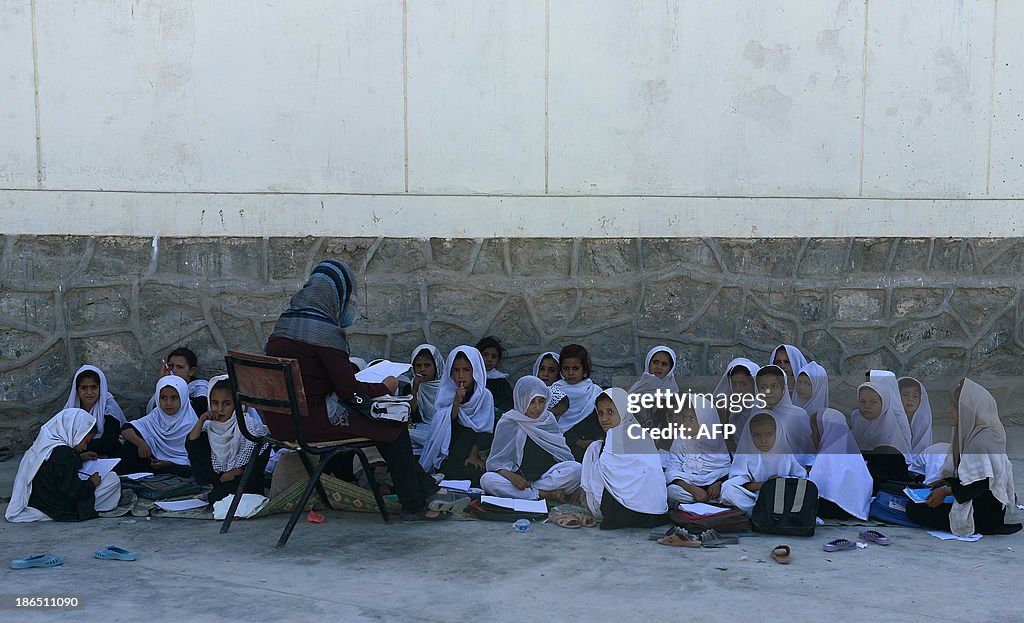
[{"x1": 539, "y1": 488, "x2": 566, "y2": 503}]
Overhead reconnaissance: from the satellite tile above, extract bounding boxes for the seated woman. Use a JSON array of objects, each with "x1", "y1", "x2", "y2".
[
  {"x1": 711, "y1": 357, "x2": 760, "y2": 441},
  {"x1": 808, "y1": 408, "x2": 873, "y2": 520},
  {"x1": 906, "y1": 379, "x2": 1021, "y2": 536},
  {"x1": 481, "y1": 376, "x2": 582, "y2": 501},
  {"x1": 664, "y1": 395, "x2": 732, "y2": 505},
  {"x1": 755, "y1": 365, "x2": 814, "y2": 464},
  {"x1": 553, "y1": 344, "x2": 604, "y2": 462},
  {"x1": 580, "y1": 388, "x2": 668, "y2": 530},
  {"x1": 477, "y1": 336, "x2": 514, "y2": 413},
  {"x1": 851, "y1": 381, "x2": 913, "y2": 487},
  {"x1": 899, "y1": 376, "x2": 948, "y2": 482},
  {"x1": 117, "y1": 376, "x2": 197, "y2": 477},
  {"x1": 793, "y1": 361, "x2": 829, "y2": 419},
  {"x1": 6, "y1": 408, "x2": 121, "y2": 522},
  {"x1": 720, "y1": 412, "x2": 807, "y2": 516},
  {"x1": 628, "y1": 345, "x2": 679, "y2": 428},
  {"x1": 63, "y1": 364, "x2": 127, "y2": 457},
  {"x1": 419, "y1": 346, "x2": 495, "y2": 487},
  {"x1": 532, "y1": 351, "x2": 566, "y2": 411},
  {"x1": 146, "y1": 346, "x2": 209, "y2": 416},
  {"x1": 408, "y1": 343, "x2": 444, "y2": 454},
  {"x1": 186, "y1": 375, "x2": 269, "y2": 504},
  {"x1": 265, "y1": 260, "x2": 449, "y2": 522}
]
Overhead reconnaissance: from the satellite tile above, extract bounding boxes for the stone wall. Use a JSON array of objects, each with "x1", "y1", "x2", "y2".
[{"x1": 2, "y1": 234, "x2": 1024, "y2": 449}]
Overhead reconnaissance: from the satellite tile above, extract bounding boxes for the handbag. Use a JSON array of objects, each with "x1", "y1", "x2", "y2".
[
  {"x1": 334, "y1": 393, "x2": 413, "y2": 424},
  {"x1": 751, "y1": 477, "x2": 819, "y2": 537}
]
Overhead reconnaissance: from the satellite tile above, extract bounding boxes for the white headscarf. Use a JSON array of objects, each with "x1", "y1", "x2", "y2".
[
  {"x1": 757, "y1": 365, "x2": 814, "y2": 464},
  {"x1": 942, "y1": 379, "x2": 1016, "y2": 536},
  {"x1": 808, "y1": 409, "x2": 873, "y2": 520},
  {"x1": 486, "y1": 376, "x2": 574, "y2": 473},
  {"x1": 664, "y1": 396, "x2": 732, "y2": 487},
  {"x1": 146, "y1": 376, "x2": 209, "y2": 412},
  {"x1": 712, "y1": 357, "x2": 761, "y2": 431},
  {"x1": 551, "y1": 373, "x2": 604, "y2": 433},
  {"x1": 850, "y1": 381, "x2": 911, "y2": 455},
  {"x1": 581, "y1": 388, "x2": 668, "y2": 515},
  {"x1": 411, "y1": 344, "x2": 445, "y2": 425},
  {"x1": 770, "y1": 344, "x2": 809, "y2": 401},
  {"x1": 204, "y1": 375, "x2": 265, "y2": 473},
  {"x1": 729, "y1": 411, "x2": 806, "y2": 484},
  {"x1": 131, "y1": 376, "x2": 198, "y2": 466},
  {"x1": 868, "y1": 370, "x2": 913, "y2": 449},
  {"x1": 531, "y1": 352, "x2": 560, "y2": 383},
  {"x1": 629, "y1": 346, "x2": 680, "y2": 395},
  {"x1": 793, "y1": 361, "x2": 829, "y2": 420},
  {"x1": 63, "y1": 365, "x2": 127, "y2": 436},
  {"x1": 898, "y1": 376, "x2": 933, "y2": 455},
  {"x1": 6, "y1": 409, "x2": 97, "y2": 522},
  {"x1": 418, "y1": 346, "x2": 495, "y2": 472}
]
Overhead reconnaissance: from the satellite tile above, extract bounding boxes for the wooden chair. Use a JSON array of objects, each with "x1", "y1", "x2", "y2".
[{"x1": 220, "y1": 350, "x2": 391, "y2": 548}]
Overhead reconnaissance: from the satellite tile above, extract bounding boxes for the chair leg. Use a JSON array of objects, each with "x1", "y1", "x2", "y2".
[
  {"x1": 296, "y1": 450, "x2": 332, "y2": 508},
  {"x1": 220, "y1": 449, "x2": 261, "y2": 535},
  {"x1": 354, "y1": 447, "x2": 391, "y2": 524},
  {"x1": 277, "y1": 452, "x2": 332, "y2": 549}
]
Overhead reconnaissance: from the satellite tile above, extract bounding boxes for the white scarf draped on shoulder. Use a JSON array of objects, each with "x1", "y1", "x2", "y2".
[
  {"x1": 132, "y1": 376, "x2": 199, "y2": 466},
  {"x1": 850, "y1": 380, "x2": 911, "y2": 456},
  {"x1": 486, "y1": 376, "x2": 574, "y2": 473},
  {"x1": 552, "y1": 377, "x2": 604, "y2": 433},
  {"x1": 808, "y1": 408, "x2": 873, "y2": 520},
  {"x1": 412, "y1": 344, "x2": 445, "y2": 425}
]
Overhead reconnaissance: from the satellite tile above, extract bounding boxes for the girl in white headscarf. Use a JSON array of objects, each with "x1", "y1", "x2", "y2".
[
  {"x1": 712, "y1": 357, "x2": 760, "y2": 435},
  {"x1": 850, "y1": 382, "x2": 912, "y2": 456},
  {"x1": 898, "y1": 376, "x2": 949, "y2": 482},
  {"x1": 477, "y1": 336, "x2": 514, "y2": 413},
  {"x1": 6, "y1": 409, "x2": 121, "y2": 522},
  {"x1": 418, "y1": 346, "x2": 495, "y2": 487},
  {"x1": 533, "y1": 351, "x2": 567, "y2": 412},
  {"x1": 720, "y1": 411, "x2": 807, "y2": 516},
  {"x1": 554, "y1": 344, "x2": 605, "y2": 462},
  {"x1": 755, "y1": 365, "x2": 814, "y2": 465},
  {"x1": 146, "y1": 347, "x2": 209, "y2": 416},
  {"x1": 793, "y1": 362, "x2": 829, "y2": 420},
  {"x1": 905, "y1": 379, "x2": 1020, "y2": 536},
  {"x1": 664, "y1": 395, "x2": 732, "y2": 505},
  {"x1": 63, "y1": 364, "x2": 127, "y2": 457},
  {"x1": 481, "y1": 376, "x2": 581, "y2": 501},
  {"x1": 185, "y1": 375, "x2": 269, "y2": 503},
  {"x1": 808, "y1": 408, "x2": 873, "y2": 520},
  {"x1": 408, "y1": 344, "x2": 445, "y2": 453},
  {"x1": 770, "y1": 344, "x2": 809, "y2": 401},
  {"x1": 118, "y1": 376, "x2": 198, "y2": 477},
  {"x1": 580, "y1": 388, "x2": 668, "y2": 530},
  {"x1": 628, "y1": 346, "x2": 680, "y2": 428}
]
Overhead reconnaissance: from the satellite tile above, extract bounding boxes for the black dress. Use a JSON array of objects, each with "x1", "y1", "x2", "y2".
[
  {"x1": 28, "y1": 446, "x2": 100, "y2": 521},
  {"x1": 520, "y1": 438, "x2": 558, "y2": 482},
  {"x1": 86, "y1": 415, "x2": 124, "y2": 457},
  {"x1": 439, "y1": 420, "x2": 493, "y2": 488},
  {"x1": 599, "y1": 488, "x2": 668, "y2": 531},
  {"x1": 565, "y1": 411, "x2": 603, "y2": 463},
  {"x1": 185, "y1": 432, "x2": 268, "y2": 504},
  {"x1": 906, "y1": 477, "x2": 1022, "y2": 535},
  {"x1": 487, "y1": 377, "x2": 514, "y2": 414}
]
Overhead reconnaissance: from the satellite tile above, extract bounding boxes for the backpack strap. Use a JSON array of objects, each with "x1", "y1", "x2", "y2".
[
  {"x1": 773, "y1": 477, "x2": 787, "y2": 515},
  {"x1": 790, "y1": 478, "x2": 807, "y2": 513}
]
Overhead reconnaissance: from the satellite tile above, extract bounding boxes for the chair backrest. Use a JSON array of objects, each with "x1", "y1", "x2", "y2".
[{"x1": 224, "y1": 350, "x2": 309, "y2": 445}]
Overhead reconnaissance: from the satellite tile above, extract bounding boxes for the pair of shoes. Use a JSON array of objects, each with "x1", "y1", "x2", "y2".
[
  {"x1": 94, "y1": 546, "x2": 136, "y2": 561},
  {"x1": 427, "y1": 491, "x2": 471, "y2": 515},
  {"x1": 400, "y1": 507, "x2": 451, "y2": 523},
  {"x1": 823, "y1": 530, "x2": 890, "y2": 552},
  {"x1": 11, "y1": 554, "x2": 63, "y2": 569}
]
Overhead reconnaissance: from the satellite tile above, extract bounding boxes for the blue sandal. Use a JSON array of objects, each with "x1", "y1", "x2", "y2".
[
  {"x1": 94, "y1": 545, "x2": 137, "y2": 561},
  {"x1": 11, "y1": 554, "x2": 63, "y2": 569}
]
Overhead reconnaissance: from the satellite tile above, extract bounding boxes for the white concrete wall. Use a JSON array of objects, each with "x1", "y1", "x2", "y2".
[{"x1": 1, "y1": 0, "x2": 1022, "y2": 237}]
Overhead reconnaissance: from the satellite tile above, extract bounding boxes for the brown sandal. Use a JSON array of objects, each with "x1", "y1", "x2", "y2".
[
  {"x1": 552, "y1": 513, "x2": 582, "y2": 529},
  {"x1": 658, "y1": 532, "x2": 702, "y2": 548},
  {"x1": 771, "y1": 544, "x2": 791, "y2": 564}
]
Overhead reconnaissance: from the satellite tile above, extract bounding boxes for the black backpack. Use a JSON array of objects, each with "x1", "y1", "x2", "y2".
[{"x1": 751, "y1": 477, "x2": 818, "y2": 537}]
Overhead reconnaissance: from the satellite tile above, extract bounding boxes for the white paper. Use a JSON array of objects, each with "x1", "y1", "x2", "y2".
[
  {"x1": 78, "y1": 458, "x2": 121, "y2": 481},
  {"x1": 480, "y1": 495, "x2": 548, "y2": 514},
  {"x1": 678, "y1": 502, "x2": 729, "y2": 516},
  {"x1": 928, "y1": 530, "x2": 983, "y2": 542},
  {"x1": 154, "y1": 499, "x2": 209, "y2": 512},
  {"x1": 122, "y1": 472, "x2": 154, "y2": 481},
  {"x1": 439, "y1": 480, "x2": 472, "y2": 492},
  {"x1": 355, "y1": 360, "x2": 413, "y2": 383}
]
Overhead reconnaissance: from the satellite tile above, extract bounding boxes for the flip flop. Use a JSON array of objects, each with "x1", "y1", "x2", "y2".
[
  {"x1": 658, "y1": 532, "x2": 702, "y2": 548},
  {"x1": 94, "y1": 546, "x2": 137, "y2": 561},
  {"x1": 859, "y1": 529, "x2": 890, "y2": 546},
  {"x1": 771, "y1": 545, "x2": 791, "y2": 564},
  {"x1": 823, "y1": 538, "x2": 857, "y2": 552},
  {"x1": 701, "y1": 529, "x2": 740, "y2": 547},
  {"x1": 649, "y1": 526, "x2": 678, "y2": 541},
  {"x1": 11, "y1": 554, "x2": 64, "y2": 569},
  {"x1": 552, "y1": 513, "x2": 582, "y2": 529},
  {"x1": 427, "y1": 492, "x2": 472, "y2": 515},
  {"x1": 307, "y1": 510, "x2": 326, "y2": 524}
]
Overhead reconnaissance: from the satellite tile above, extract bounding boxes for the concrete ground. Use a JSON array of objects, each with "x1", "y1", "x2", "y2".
[{"x1": 2, "y1": 433, "x2": 1023, "y2": 623}]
